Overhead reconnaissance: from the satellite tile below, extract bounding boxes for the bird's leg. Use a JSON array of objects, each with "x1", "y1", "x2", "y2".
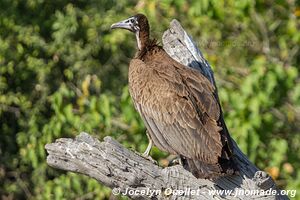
[
  {"x1": 142, "y1": 138, "x2": 152, "y2": 157},
  {"x1": 141, "y1": 130, "x2": 157, "y2": 164}
]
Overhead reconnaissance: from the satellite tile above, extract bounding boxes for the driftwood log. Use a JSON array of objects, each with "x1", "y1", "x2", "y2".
[{"x1": 45, "y1": 20, "x2": 288, "y2": 200}]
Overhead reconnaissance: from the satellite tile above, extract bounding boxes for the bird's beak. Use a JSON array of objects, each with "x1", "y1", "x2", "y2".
[{"x1": 110, "y1": 17, "x2": 136, "y2": 32}]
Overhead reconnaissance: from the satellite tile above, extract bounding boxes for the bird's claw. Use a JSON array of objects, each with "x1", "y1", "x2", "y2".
[
  {"x1": 168, "y1": 157, "x2": 182, "y2": 166},
  {"x1": 142, "y1": 154, "x2": 158, "y2": 165}
]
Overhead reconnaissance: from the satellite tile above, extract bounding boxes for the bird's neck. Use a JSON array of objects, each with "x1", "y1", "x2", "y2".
[{"x1": 136, "y1": 30, "x2": 150, "y2": 51}]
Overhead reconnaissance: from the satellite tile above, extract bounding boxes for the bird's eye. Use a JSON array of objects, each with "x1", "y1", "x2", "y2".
[{"x1": 130, "y1": 19, "x2": 135, "y2": 23}]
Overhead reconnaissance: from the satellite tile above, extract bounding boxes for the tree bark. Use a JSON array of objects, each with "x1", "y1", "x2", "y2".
[{"x1": 45, "y1": 20, "x2": 288, "y2": 200}]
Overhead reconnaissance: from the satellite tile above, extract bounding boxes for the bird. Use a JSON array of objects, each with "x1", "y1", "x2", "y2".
[{"x1": 111, "y1": 14, "x2": 237, "y2": 179}]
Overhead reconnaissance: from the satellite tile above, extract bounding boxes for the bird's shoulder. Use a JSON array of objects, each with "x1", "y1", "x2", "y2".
[{"x1": 129, "y1": 49, "x2": 220, "y2": 120}]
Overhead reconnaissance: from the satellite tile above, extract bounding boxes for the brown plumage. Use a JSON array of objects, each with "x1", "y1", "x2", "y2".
[{"x1": 111, "y1": 14, "x2": 237, "y2": 179}]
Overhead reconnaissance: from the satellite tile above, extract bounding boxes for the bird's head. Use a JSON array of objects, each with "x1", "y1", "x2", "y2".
[{"x1": 111, "y1": 14, "x2": 150, "y2": 50}]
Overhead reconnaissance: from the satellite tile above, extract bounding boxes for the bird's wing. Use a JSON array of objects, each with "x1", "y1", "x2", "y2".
[{"x1": 129, "y1": 58, "x2": 225, "y2": 164}]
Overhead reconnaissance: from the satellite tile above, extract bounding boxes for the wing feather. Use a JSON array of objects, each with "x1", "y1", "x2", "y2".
[{"x1": 129, "y1": 58, "x2": 225, "y2": 164}]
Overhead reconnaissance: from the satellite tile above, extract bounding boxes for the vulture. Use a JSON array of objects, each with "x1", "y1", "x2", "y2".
[{"x1": 111, "y1": 14, "x2": 237, "y2": 179}]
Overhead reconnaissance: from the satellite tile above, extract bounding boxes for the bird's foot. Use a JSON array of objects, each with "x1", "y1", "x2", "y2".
[
  {"x1": 141, "y1": 154, "x2": 158, "y2": 165},
  {"x1": 141, "y1": 138, "x2": 157, "y2": 164},
  {"x1": 142, "y1": 145, "x2": 151, "y2": 157},
  {"x1": 168, "y1": 156, "x2": 182, "y2": 166},
  {"x1": 142, "y1": 131, "x2": 152, "y2": 157}
]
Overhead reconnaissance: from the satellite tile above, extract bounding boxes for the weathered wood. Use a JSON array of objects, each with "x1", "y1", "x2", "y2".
[
  {"x1": 45, "y1": 20, "x2": 288, "y2": 200},
  {"x1": 162, "y1": 20, "x2": 216, "y2": 87}
]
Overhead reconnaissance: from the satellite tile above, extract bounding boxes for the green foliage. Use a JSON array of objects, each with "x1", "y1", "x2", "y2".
[{"x1": 0, "y1": 0, "x2": 299, "y2": 199}]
